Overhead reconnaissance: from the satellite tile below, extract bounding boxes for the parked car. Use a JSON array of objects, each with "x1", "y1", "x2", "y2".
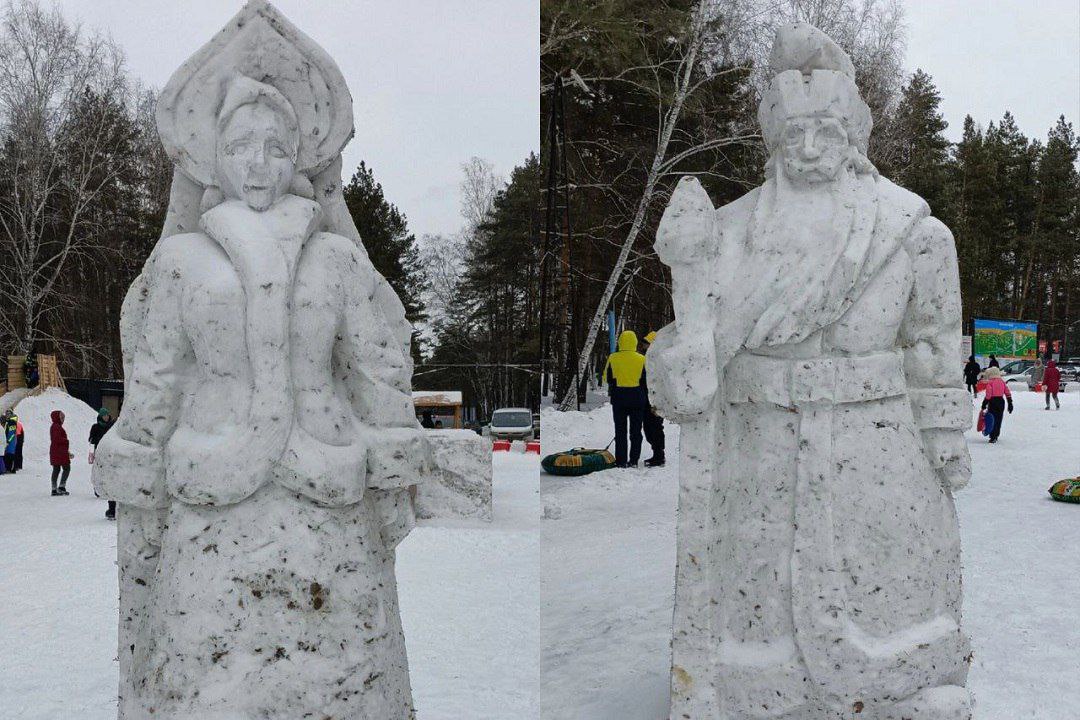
[
  {"x1": 488, "y1": 408, "x2": 535, "y2": 441},
  {"x1": 998, "y1": 359, "x2": 1035, "y2": 376},
  {"x1": 1057, "y1": 363, "x2": 1080, "y2": 382}
]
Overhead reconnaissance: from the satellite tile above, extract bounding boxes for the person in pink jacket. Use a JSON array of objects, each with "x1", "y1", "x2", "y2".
[{"x1": 980, "y1": 366, "x2": 1013, "y2": 443}]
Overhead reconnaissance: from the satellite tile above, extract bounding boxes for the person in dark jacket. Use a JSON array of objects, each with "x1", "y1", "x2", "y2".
[
  {"x1": 1043, "y1": 357, "x2": 1061, "y2": 410},
  {"x1": 604, "y1": 330, "x2": 648, "y2": 467},
  {"x1": 963, "y1": 355, "x2": 981, "y2": 395},
  {"x1": 988, "y1": 354, "x2": 999, "y2": 368},
  {"x1": 49, "y1": 409, "x2": 71, "y2": 496},
  {"x1": 420, "y1": 410, "x2": 435, "y2": 429},
  {"x1": 89, "y1": 408, "x2": 115, "y2": 518},
  {"x1": 640, "y1": 331, "x2": 665, "y2": 467},
  {"x1": 3, "y1": 413, "x2": 17, "y2": 473}
]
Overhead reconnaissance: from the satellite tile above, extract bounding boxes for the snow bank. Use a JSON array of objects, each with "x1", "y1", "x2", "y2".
[
  {"x1": 0, "y1": 386, "x2": 32, "y2": 413},
  {"x1": 540, "y1": 404, "x2": 617, "y2": 457},
  {"x1": 13, "y1": 388, "x2": 97, "y2": 466},
  {"x1": 415, "y1": 429, "x2": 493, "y2": 522}
]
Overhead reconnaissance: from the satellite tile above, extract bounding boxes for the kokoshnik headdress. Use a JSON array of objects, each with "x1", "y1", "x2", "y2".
[
  {"x1": 758, "y1": 23, "x2": 873, "y2": 155},
  {"x1": 156, "y1": 0, "x2": 354, "y2": 187}
]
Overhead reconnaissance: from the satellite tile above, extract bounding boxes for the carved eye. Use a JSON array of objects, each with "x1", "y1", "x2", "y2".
[
  {"x1": 224, "y1": 140, "x2": 249, "y2": 156},
  {"x1": 267, "y1": 142, "x2": 288, "y2": 159}
]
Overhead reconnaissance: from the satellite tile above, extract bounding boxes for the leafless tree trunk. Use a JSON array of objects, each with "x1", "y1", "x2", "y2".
[{"x1": 557, "y1": 0, "x2": 728, "y2": 409}]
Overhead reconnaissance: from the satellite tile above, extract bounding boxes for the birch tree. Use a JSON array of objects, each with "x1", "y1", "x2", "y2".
[{"x1": 0, "y1": 0, "x2": 132, "y2": 355}]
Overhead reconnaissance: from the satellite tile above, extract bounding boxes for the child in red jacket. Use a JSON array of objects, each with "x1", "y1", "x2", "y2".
[{"x1": 49, "y1": 410, "x2": 72, "y2": 496}]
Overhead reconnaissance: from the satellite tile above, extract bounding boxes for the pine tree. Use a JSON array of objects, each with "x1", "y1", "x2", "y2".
[
  {"x1": 891, "y1": 69, "x2": 950, "y2": 215},
  {"x1": 424, "y1": 155, "x2": 540, "y2": 416},
  {"x1": 343, "y1": 161, "x2": 428, "y2": 327}
]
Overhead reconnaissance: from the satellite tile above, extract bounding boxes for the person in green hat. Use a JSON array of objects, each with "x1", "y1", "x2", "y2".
[{"x1": 89, "y1": 408, "x2": 115, "y2": 519}]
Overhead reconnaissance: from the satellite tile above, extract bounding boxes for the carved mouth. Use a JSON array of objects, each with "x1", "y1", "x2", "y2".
[{"x1": 244, "y1": 184, "x2": 270, "y2": 192}]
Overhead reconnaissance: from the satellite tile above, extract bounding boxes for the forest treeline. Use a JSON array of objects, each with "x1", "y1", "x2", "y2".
[
  {"x1": 0, "y1": 0, "x2": 539, "y2": 418},
  {"x1": 540, "y1": 0, "x2": 1079, "y2": 403}
]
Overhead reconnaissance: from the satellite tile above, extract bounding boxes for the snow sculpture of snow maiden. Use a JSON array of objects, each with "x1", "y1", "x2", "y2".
[
  {"x1": 647, "y1": 24, "x2": 973, "y2": 720},
  {"x1": 91, "y1": 3, "x2": 432, "y2": 718}
]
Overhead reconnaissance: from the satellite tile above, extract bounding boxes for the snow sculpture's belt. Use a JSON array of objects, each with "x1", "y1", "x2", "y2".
[{"x1": 724, "y1": 350, "x2": 905, "y2": 407}]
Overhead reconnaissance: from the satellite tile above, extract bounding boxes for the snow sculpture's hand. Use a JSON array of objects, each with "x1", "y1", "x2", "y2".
[
  {"x1": 655, "y1": 176, "x2": 715, "y2": 267},
  {"x1": 922, "y1": 429, "x2": 971, "y2": 491},
  {"x1": 367, "y1": 427, "x2": 435, "y2": 490},
  {"x1": 645, "y1": 324, "x2": 717, "y2": 422},
  {"x1": 371, "y1": 488, "x2": 415, "y2": 549}
]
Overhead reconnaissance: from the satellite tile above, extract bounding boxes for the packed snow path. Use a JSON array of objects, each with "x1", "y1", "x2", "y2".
[
  {"x1": 0, "y1": 392, "x2": 538, "y2": 720},
  {"x1": 540, "y1": 390, "x2": 1080, "y2": 720}
]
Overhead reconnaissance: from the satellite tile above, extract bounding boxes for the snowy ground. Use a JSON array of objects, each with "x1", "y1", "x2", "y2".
[
  {"x1": 0, "y1": 392, "x2": 538, "y2": 720},
  {"x1": 540, "y1": 389, "x2": 1080, "y2": 720}
]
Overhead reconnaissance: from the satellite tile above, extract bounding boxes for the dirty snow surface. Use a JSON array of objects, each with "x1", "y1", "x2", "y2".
[
  {"x1": 540, "y1": 390, "x2": 1080, "y2": 720},
  {"x1": 0, "y1": 392, "x2": 539, "y2": 720}
]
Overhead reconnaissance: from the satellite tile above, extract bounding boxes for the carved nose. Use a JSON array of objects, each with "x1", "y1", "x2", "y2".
[{"x1": 801, "y1": 136, "x2": 820, "y2": 159}]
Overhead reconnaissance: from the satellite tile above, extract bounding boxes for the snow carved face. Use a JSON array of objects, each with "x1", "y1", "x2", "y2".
[
  {"x1": 215, "y1": 101, "x2": 298, "y2": 212},
  {"x1": 779, "y1": 115, "x2": 851, "y2": 186}
]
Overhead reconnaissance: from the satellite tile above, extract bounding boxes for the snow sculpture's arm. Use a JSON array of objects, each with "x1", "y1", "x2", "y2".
[
  {"x1": 899, "y1": 217, "x2": 972, "y2": 491},
  {"x1": 647, "y1": 177, "x2": 720, "y2": 421},
  {"x1": 92, "y1": 241, "x2": 192, "y2": 508},
  {"x1": 336, "y1": 239, "x2": 433, "y2": 547}
]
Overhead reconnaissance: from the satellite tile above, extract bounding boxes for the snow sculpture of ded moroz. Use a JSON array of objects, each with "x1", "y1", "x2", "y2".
[
  {"x1": 648, "y1": 23, "x2": 974, "y2": 720},
  {"x1": 90, "y1": 2, "x2": 433, "y2": 717}
]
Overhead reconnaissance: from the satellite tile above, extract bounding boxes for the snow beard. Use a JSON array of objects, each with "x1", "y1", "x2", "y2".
[{"x1": 739, "y1": 164, "x2": 878, "y2": 350}]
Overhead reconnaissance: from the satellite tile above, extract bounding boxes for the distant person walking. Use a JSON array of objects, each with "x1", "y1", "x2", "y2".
[
  {"x1": 603, "y1": 330, "x2": 648, "y2": 468},
  {"x1": 49, "y1": 410, "x2": 71, "y2": 496},
  {"x1": 640, "y1": 331, "x2": 665, "y2": 467},
  {"x1": 89, "y1": 409, "x2": 115, "y2": 519},
  {"x1": 963, "y1": 355, "x2": 981, "y2": 395},
  {"x1": 13, "y1": 413, "x2": 23, "y2": 472},
  {"x1": 1043, "y1": 357, "x2": 1061, "y2": 410},
  {"x1": 3, "y1": 413, "x2": 17, "y2": 473},
  {"x1": 1029, "y1": 357, "x2": 1045, "y2": 390},
  {"x1": 980, "y1": 367, "x2": 1013, "y2": 444},
  {"x1": 420, "y1": 410, "x2": 435, "y2": 429},
  {"x1": 988, "y1": 354, "x2": 1000, "y2": 368}
]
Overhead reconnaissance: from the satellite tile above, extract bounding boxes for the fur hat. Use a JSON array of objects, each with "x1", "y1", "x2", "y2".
[{"x1": 758, "y1": 23, "x2": 872, "y2": 155}]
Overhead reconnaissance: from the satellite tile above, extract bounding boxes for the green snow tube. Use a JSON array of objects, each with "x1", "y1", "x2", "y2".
[
  {"x1": 1049, "y1": 478, "x2": 1080, "y2": 504},
  {"x1": 541, "y1": 448, "x2": 616, "y2": 477}
]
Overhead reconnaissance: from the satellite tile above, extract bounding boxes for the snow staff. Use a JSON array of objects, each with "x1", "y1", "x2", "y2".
[
  {"x1": 49, "y1": 410, "x2": 71, "y2": 496},
  {"x1": 647, "y1": 23, "x2": 974, "y2": 719},
  {"x1": 91, "y1": 4, "x2": 433, "y2": 718},
  {"x1": 640, "y1": 331, "x2": 665, "y2": 467},
  {"x1": 603, "y1": 330, "x2": 648, "y2": 467},
  {"x1": 979, "y1": 367, "x2": 1013, "y2": 442}
]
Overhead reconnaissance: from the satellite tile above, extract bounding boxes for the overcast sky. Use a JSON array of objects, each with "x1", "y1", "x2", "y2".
[
  {"x1": 53, "y1": 0, "x2": 539, "y2": 240},
  {"x1": 905, "y1": 0, "x2": 1080, "y2": 142}
]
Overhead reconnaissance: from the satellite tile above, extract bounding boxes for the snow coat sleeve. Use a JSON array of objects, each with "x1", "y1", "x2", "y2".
[
  {"x1": 899, "y1": 216, "x2": 972, "y2": 491},
  {"x1": 335, "y1": 238, "x2": 433, "y2": 492},
  {"x1": 91, "y1": 243, "x2": 191, "y2": 509}
]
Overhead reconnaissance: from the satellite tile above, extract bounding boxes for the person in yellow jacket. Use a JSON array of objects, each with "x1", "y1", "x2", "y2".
[{"x1": 603, "y1": 330, "x2": 648, "y2": 467}]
